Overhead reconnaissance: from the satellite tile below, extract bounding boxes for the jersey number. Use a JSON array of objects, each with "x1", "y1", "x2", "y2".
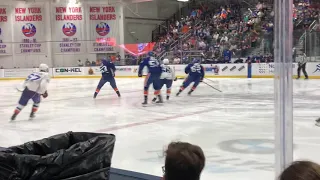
[
  {"x1": 100, "y1": 65, "x2": 109, "y2": 73},
  {"x1": 162, "y1": 67, "x2": 171, "y2": 73},
  {"x1": 149, "y1": 57, "x2": 160, "y2": 68},
  {"x1": 27, "y1": 73, "x2": 41, "y2": 81},
  {"x1": 191, "y1": 64, "x2": 201, "y2": 73}
]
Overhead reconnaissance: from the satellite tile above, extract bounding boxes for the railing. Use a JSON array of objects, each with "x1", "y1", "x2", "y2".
[
  {"x1": 151, "y1": 3, "x2": 193, "y2": 42},
  {"x1": 156, "y1": 20, "x2": 202, "y2": 60}
]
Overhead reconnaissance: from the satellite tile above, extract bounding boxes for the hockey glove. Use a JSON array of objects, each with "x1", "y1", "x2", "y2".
[
  {"x1": 138, "y1": 73, "x2": 142, "y2": 77},
  {"x1": 42, "y1": 91, "x2": 48, "y2": 98}
]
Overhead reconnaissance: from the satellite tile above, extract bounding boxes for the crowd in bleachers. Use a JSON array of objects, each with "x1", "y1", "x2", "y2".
[
  {"x1": 122, "y1": 0, "x2": 318, "y2": 66},
  {"x1": 168, "y1": 1, "x2": 276, "y2": 64}
]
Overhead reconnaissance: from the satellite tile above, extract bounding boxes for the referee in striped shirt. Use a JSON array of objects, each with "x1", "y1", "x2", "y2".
[{"x1": 297, "y1": 53, "x2": 308, "y2": 80}]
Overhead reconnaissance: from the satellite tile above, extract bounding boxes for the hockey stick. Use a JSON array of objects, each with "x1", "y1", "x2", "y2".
[
  {"x1": 202, "y1": 81, "x2": 222, "y2": 93},
  {"x1": 204, "y1": 77, "x2": 216, "y2": 83}
]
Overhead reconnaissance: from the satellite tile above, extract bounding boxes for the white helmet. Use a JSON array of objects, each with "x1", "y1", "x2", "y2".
[
  {"x1": 163, "y1": 59, "x2": 169, "y2": 65},
  {"x1": 39, "y1": 63, "x2": 49, "y2": 72}
]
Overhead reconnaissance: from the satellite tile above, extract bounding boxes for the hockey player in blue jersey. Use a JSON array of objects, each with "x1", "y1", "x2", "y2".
[
  {"x1": 176, "y1": 59, "x2": 205, "y2": 96},
  {"x1": 94, "y1": 58, "x2": 121, "y2": 98},
  {"x1": 138, "y1": 51, "x2": 163, "y2": 105},
  {"x1": 152, "y1": 58, "x2": 176, "y2": 102}
]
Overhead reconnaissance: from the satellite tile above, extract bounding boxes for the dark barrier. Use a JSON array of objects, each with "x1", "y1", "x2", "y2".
[
  {"x1": 0, "y1": 131, "x2": 115, "y2": 180},
  {"x1": 110, "y1": 168, "x2": 161, "y2": 180}
]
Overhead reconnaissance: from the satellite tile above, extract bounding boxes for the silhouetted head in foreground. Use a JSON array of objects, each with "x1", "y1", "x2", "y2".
[
  {"x1": 279, "y1": 161, "x2": 320, "y2": 180},
  {"x1": 163, "y1": 142, "x2": 205, "y2": 180}
]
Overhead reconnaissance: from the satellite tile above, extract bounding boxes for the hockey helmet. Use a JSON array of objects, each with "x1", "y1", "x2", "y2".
[
  {"x1": 192, "y1": 58, "x2": 201, "y2": 64},
  {"x1": 39, "y1": 64, "x2": 49, "y2": 72},
  {"x1": 148, "y1": 51, "x2": 154, "y2": 57},
  {"x1": 163, "y1": 59, "x2": 170, "y2": 65}
]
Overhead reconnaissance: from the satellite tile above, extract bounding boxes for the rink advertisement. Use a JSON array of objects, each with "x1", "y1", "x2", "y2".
[
  {"x1": 3, "y1": 68, "x2": 37, "y2": 78},
  {"x1": 308, "y1": 63, "x2": 320, "y2": 76},
  {"x1": 87, "y1": 66, "x2": 133, "y2": 76},
  {"x1": 251, "y1": 63, "x2": 298, "y2": 77},
  {"x1": 87, "y1": 5, "x2": 119, "y2": 53},
  {"x1": 13, "y1": 5, "x2": 46, "y2": 54},
  {"x1": 4, "y1": 63, "x2": 320, "y2": 79},
  {"x1": 0, "y1": 6, "x2": 12, "y2": 55},
  {"x1": 52, "y1": 5, "x2": 85, "y2": 54},
  {"x1": 53, "y1": 67, "x2": 84, "y2": 76}
]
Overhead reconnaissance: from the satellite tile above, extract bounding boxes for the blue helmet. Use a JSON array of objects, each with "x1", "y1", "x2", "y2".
[
  {"x1": 148, "y1": 51, "x2": 154, "y2": 57},
  {"x1": 192, "y1": 58, "x2": 201, "y2": 64}
]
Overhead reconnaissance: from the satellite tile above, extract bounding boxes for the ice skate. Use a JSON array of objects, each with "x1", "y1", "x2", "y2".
[
  {"x1": 10, "y1": 113, "x2": 17, "y2": 121},
  {"x1": 152, "y1": 97, "x2": 157, "y2": 103},
  {"x1": 156, "y1": 95, "x2": 163, "y2": 103},
  {"x1": 142, "y1": 96, "x2": 148, "y2": 105},
  {"x1": 29, "y1": 112, "x2": 35, "y2": 120}
]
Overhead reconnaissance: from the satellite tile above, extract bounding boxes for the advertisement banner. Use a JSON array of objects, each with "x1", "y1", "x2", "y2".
[
  {"x1": 4, "y1": 68, "x2": 37, "y2": 78},
  {"x1": 0, "y1": 69, "x2": 4, "y2": 78},
  {"x1": 87, "y1": 5, "x2": 119, "y2": 53},
  {"x1": 305, "y1": 62, "x2": 320, "y2": 77},
  {"x1": 14, "y1": 5, "x2": 46, "y2": 54},
  {"x1": 86, "y1": 66, "x2": 133, "y2": 76},
  {"x1": 52, "y1": 5, "x2": 85, "y2": 54},
  {"x1": 53, "y1": 67, "x2": 84, "y2": 76},
  {"x1": 203, "y1": 64, "x2": 247, "y2": 76},
  {"x1": 0, "y1": 6, "x2": 12, "y2": 55},
  {"x1": 251, "y1": 63, "x2": 298, "y2": 76}
]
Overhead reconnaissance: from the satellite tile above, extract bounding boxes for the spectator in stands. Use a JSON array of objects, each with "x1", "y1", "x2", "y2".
[
  {"x1": 85, "y1": 59, "x2": 91, "y2": 66},
  {"x1": 173, "y1": 56, "x2": 181, "y2": 64},
  {"x1": 163, "y1": 142, "x2": 205, "y2": 180},
  {"x1": 198, "y1": 40, "x2": 206, "y2": 50},
  {"x1": 279, "y1": 161, "x2": 320, "y2": 180},
  {"x1": 78, "y1": 60, "x2": 84, "y2": 67},
  {"x1": 91, "y1": 61, "x2": 96, "y2": 66},
  {"x1": 110, "y1": 55, "x2": 116, "y2": 62},
  {"x1": 116, "y1": 53, "x2": 121, "y2": 61}
]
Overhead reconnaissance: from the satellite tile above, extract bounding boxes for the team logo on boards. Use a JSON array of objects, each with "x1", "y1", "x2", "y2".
[
  {"x1": 238, "y1": 65, "x2": 245, "y2": 71},
  {"x1": 230, "y1": 66, "x2": 236, "y2": 71},
  {"x1": 62, "y1": 23, "x2": 77, "y2": 37},
  {"x1": 22, "y1": 23, "x2": 36, "y2": 37},
  {"x1": 313, "y1": 64, "x2": 320, "y2": 73},
  {"x1": 138, "y1": 43, "x2": 147, "y2": 52},
  {"x1": 96, "y1": 22, "x2": 110, "y2": 36},
  {"x1": 222, "y1": 66, "x2": 228, "y2": 71}
]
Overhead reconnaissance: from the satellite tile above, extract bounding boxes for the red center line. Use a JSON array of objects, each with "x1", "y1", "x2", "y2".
[{"x1": 95, "y1": 108, "x2": 214, "y2": 132}]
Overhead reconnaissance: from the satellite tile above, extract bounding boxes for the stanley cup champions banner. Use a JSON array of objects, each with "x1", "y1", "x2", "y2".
[
  {"x1": 0, "y1": 6, "x2": 12, "y2": 55},
  {"x1": 52, "y1": 5, "x2": 85, "y2": 54},
  {"x1": 87, "y1": 5, "x2": 119, "y2": 53},
  {"x1": 14, "y1": 5, "x2": 46, "y2": 54}
]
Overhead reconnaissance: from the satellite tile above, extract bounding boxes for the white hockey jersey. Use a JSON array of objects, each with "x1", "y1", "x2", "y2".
[
  {"x1": 160, "y1": 65, "x2": 175, "y2": 80},
  {"x1": 24, "y1": 72, "x2": 50, "y2": 94}
]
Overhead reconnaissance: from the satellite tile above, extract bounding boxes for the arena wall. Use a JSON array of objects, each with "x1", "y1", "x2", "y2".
[{"x1": 1, "y1": 63, "x2": 320, "y2": 80}]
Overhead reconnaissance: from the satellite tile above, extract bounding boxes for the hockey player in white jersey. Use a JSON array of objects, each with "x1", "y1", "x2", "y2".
[
  {"x1": 152, "y1": 59, "x2": 176, "y2": 102},
  {"x1": 11, "y1": 64, "x2": 50, "y2": 121}
]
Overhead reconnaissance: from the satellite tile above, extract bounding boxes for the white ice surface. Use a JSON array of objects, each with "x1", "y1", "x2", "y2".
[{"x1": 0, "y1": 78, "x2": 320, "y2": 180}]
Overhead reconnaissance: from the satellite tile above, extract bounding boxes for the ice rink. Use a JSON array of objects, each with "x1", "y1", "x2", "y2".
[{"x1": 0, "y1": 78, "x2": 320, "y2": 180}]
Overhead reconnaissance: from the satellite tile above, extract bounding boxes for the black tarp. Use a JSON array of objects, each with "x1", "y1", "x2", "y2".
[{"x1": 0, "y1": 131, "x2": 115, "y2": 180}]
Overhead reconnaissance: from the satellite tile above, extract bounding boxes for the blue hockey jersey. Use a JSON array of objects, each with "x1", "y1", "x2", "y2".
[
  {"x1": 138, "y1": 56, "x2": 162, "y2": 75},
  {"x1": 100, "y1": 60, "x2": 116, "y2": 79},
  {"x1": 185, "y1": 63, "x2": 205, "y2": 79}
]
